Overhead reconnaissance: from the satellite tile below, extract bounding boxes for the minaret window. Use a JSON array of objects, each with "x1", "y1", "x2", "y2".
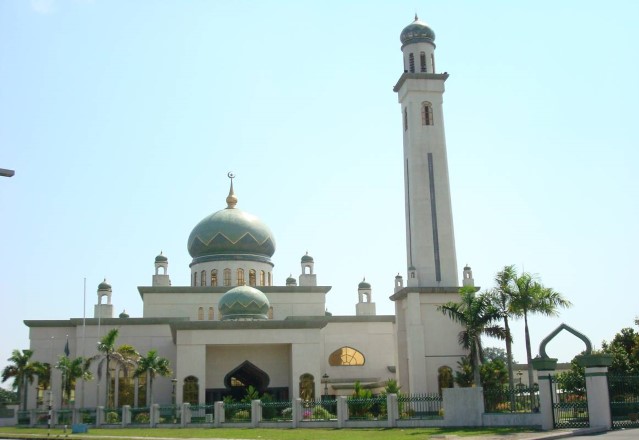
[
  {"x1": 267, "y1": 272, "x2": 272, "y2": 286},
  {"x1": 211, "y1": 270, "x2": 218, "y2": 287},
  {"x1": 208, "y1": 307, "x2": 214, "y2": 320},
  {"x1": 193, "y1": 272, "x2": 197, "y2": 286},
  {"x1": 200, "y1": 270, "x2": 206, "y2": 286},
  {"x1": 403, "y1": 107, "x2": 408, "y2": 131},
  {"x1": 223, "y1": 269, "x2": 231, "y2": 287},
  {"x1": 421, "y1": 102, "x2": 433, "y2": 126},
  {"x1": 249, "y1": 269, "x2": 256, "y2": 286},
  {"x1": 409, "y1": 53, "x2": 415, "y2": 73},
  {"x1": 420, "y1": 52, "x2": 426, "y2": 72},
  {"x1": 197, "y1": 307, "x2": 204, "y2": 321},
  {"x1": 260, "y1": 270, "x2": 265, "y2": 286},
  {"x1": 268, "y1": 306, "x2": 273, "y2": 320},
  {"x1": 237, "y1": 268, "x2": 245, "y2": 286},
  {"x1": 431, "y1": 54, "x2": 435, "y2": 73}
]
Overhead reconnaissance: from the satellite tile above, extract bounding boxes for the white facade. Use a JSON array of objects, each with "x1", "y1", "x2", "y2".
[{"x1": 24, "y1": 16, "x2": 473, "y2": 409}]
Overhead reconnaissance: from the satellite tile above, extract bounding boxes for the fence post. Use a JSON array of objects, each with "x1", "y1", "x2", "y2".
[
  {"x1": 121, "y1": 405, "x2": 129, "y2": 426},
  {"x1": 337, "y1": 396, "x2": 347, "y2": 428},
  {"x1": 291, "y1": 398, "x2": 302, "y2": 428},
  {"x1": 151, "y1": 404, "x2": 159, "y2": 427},
  {"x1": 95, "y1": 406, "x2": 104, "y2": 426},
  {"x1": 387, "y1": 393, "x2": 398, "y2": 427},
  {"x1": 214, "y1": 401, "x2": 224, "y2": 427},
  {"x1": 181, "y1": 402, "x2": 190, "y2": 426},
  {"x1": 251, "y1": 400, "x2": 261, "y2": 427}
]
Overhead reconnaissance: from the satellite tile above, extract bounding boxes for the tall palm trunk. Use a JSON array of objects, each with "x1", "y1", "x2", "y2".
[
  {"x1": 523, "y1": 312, "x2": 535, "y2": 403},
  {"x1": 21, "y1": 376, "x2": 28, "y2": 411},
  {"x1": 105, "y1": 356, "x2": 110, "y2": 408},
  {"x1": 473, "y1": 339, "x2": 482, "y2": 386},
  {"x1": 504, "y1": 315, "x2": 516, "y2": 409},
  {"x1": 148, "y1": 375, "x2": 154, "y2": 407}
]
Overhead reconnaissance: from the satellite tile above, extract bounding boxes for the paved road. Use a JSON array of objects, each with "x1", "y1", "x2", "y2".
[{"x1": 569, "y1": 429, "x2": 639, "y2": 440}]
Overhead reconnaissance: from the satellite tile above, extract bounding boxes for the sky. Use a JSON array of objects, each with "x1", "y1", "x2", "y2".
[{"x1": 1, "y1": 0, "x2": 638, "y2": 379}]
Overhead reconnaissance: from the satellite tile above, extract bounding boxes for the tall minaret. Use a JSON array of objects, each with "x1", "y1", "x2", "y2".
[
  {"x1": 394, "y1": 14, "x2": 458, "y2": 287},
  {"x1": 390, "y1": 16, "x2": 467, "y2": 396}
]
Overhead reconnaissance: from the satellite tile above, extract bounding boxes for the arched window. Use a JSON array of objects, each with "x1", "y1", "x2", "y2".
[
  {"x1": 409, "y1": 53, "x2": 415, "y2": 73},
  {"x1": 403, "y1": 107, "x2": 408, "y2": 131},
  {"x1": 328, "y1": 346, "x2": 365, "y2": 366},
  {"x1": 420, "y1": 51, "x2": 426, "y2": 72},
  {"x1": 268, "y1": 306, "x2": 273, "y2": 320},
  {"x1": 208, "y1": 307, "x2": 214, "y2": 320},
  {"x1": 197, "y1": 307, "x2": 204, "y2": 321},
  {"x1": 223, "y1": 269, "x2": 231, "y2": 287},
  {"x1": 193, "y1": 272, "x2": 197, "y2": 287},
  {"x1": 299, "y1": 373, "x2": 315, "y2": 401},
  {"x1": 249, "y1": 269, "x2": 256, "y2": 286},
  {"x1": 431, "y1": 54, "x2": 435, "y2": 73},
  {"x1": 260, "y1": 270, "x2": 265, "y2": 286},
  {"x1": 211, "y1": 269, "x2": 218, "y2": 287},
  {"x1": 438, "y1": 366, "x2": 454, "y2": 395},
  {"x1": 183, "y1": 376, "x2": 199, "y2": 405},
  {"x1": 421, "y1": 101, "x2": 433, "y2": 126},
  {"x1": 118, "y1": 368, "x2": 134, "y2": 407},
  {"x1": 237, "y1": 268, "x2": 245, "y2": 286},
  {"x1": 267, "y1": 272, "x2": 272, "y2": 286},
  {"x1": 200, "y1": 270, "x2": 206, "y2": 286},
  {"x1": 136, "y1": 372, "x2": 147, "y2": 407}
]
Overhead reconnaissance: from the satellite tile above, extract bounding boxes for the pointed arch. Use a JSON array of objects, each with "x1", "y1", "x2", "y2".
[
  {"x1": 183, "y1": 376, "x2": 199, "y2": 405},
  {"x1": 224, "y1": 360, "x2": 270, "y2": 393}
]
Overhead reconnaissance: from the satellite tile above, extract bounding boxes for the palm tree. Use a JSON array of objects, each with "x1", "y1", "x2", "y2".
[
  {"x1": 438, "y1": 287, "x2": 507, "y2": 386},
  {"x1": 95, "y1": 329, "x2": 138, "y2": 408},
  {"x1": 487, "y1": 265, "x2": 517, "y2": 391},
  {"x1": 509, "y1": 271, "x2": 572, "y2": 392},
  {"x1": 32, "y1": 362, "x2": 51, "y2": 407},
  {"x1": 133, "y1": 350, "x2": 172, "y2": 406},
  {"x1": 1, "y1": 349, "x2": 37, "y2": 410},
  {"x1": 55, "y1": 356, "x2": 93, "y2": 407}
]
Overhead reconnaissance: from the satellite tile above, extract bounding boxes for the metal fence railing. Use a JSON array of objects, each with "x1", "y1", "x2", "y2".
[
  {"x1": 397, "y1": 393, "x2": 443, "y2": 419},
  {"x1": 104, "y1": 407, "x2": 122, "y2": 424},
  {"x1": 189, "y1": 404, "x2": 214, "y2": 423},
  {"x1": 223, "y1": 402, "x2": 251, "y2": 422},
  {"x1": 261, "y1": 400, "x2": 293, "y2": 422},
  {"x1": 78, "y1": 408, "x2": 96, "y2": 425},
  {"x1": 158, "y1": 404, "x2": 180, "y2": 424},
  {"x1": 301, "y1": 400, "x2": 336, "y2": 421},
  {"x1": 484, "y1": 386, "x2": 539, "y2": 413},
  {"x1": 609, "y1": 374, "x2": 639, "y2": 429}
]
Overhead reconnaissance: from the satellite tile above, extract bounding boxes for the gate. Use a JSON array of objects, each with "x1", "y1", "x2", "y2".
[
  {"x1": 608, "y1": 374, "x2": 639, "y2": 429},
  {"x1": 550, "y1": 375, "x2": 589, "y2": 429}
]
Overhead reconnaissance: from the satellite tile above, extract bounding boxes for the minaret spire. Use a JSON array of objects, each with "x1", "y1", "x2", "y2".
[{"x1": 226, "y1": 172, "x2": 238, "y2": 208}]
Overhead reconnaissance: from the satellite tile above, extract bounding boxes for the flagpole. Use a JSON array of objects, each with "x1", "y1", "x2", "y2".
[{"x1": 81, "y1": 277, "x2": 86, "y2": 408}]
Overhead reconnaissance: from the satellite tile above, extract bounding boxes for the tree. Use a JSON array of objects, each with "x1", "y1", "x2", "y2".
[
  {"x1": 480, "y1": 358, "x2": 509, "y2": 390},
  {"x1": 509, "y1": 271, "x2": 571, "y2": 395},
  {"x1": 95, "y1": 329, "x2": 138, "y2": 407},
  {"x1": 438, "y1": 287, "x2": 507, "y2": 386},
  {"x1": 483, "y1": 347, "x2": 516, "y2": 364},
  {"x1": 487, "y1": 265, "x2": 517, "y2": 392},
  {"x1": 454, "y1": 356, "x2": 474, "y2": 387},
  {"x1": 133, "y1": 350, "x2": 172, "y2": 406},
  {"x1": 601, "y1": 327, "x2": 639, "y2": 374},
  {"x1": 1, "y1": 349, "x2": 38, "y2": 410},
  {"x1": 55, "y1": 356, "x2": 93, "y2": 407}
]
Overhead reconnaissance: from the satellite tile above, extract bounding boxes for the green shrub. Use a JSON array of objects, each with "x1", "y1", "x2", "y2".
[
  {"x1": 105, "y1": 411, "x2": 120, "y2": 424},
  {"x1": 134, "y1": 412, "x2": 150, "y2": 423}
]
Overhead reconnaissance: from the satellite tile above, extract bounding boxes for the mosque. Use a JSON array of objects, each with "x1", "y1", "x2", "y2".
[{"x1": 24, "y1": 16, "x2": 475, "y2": 409}]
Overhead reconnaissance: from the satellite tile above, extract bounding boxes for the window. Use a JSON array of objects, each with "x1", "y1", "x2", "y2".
[
  {"x1": 409, "y1": 53, "x2": 415, "y2": 73},
  {"x1": 420, "y1": 52, "x2": 426, "y2": 72},
  {"x1": 268, "y1": 272, "x2": 272, "y2": 286},
  {"x1": 208, "y1": 307, "x2": 214, "y2": 320},
  {"x1": 223, "y1": 268, "x2": 231, "y2": 287},
  {"x1": 328, "y1": 346, "x2": 365, "y2": 366},
  {"x1": 193, "y1": 272, "x2": 197, "y2": 287},
  {"x1": 237, "y1": 268, "x2": 245, "y2": 286},
  {"x1": 268, "y1": 306, "x2": 273, "y2": 320},
  {"x1": 197, "y1": 307, "x2": 204, "y2": 320},
  {"x1": 299, "y1": 374, "x2": 315, "y2": 401},
  {"x1": 431, "y1": 54, "x2": 435, "y2": 73},
  {"x1": 211, "y1": 269, "x2": 218, "y2": 287},
  {"x1": 137, "y1": 372, "x2": 147, "y2": 407},
  {"x1": 421, "y1": 101, "x2": 433, "y2": 126},
  {"x1": 403, "y1": 107, "x2": 408, "y2": 131},
  {"x1": 183, "y1": 376, "x2": 199, "y2": 405},
  {"x1": 249, "y1": 269, "x2": 256, "y2": 286},
  {"x1": 200, "y1": 270, "x2": 206, "y2": 286},
  {"x1": 260, "y1": 270, "x2": 265, "y2": 286},
  {"x1": 118, "y1": 368, "x2": 134, "y2": 407}
]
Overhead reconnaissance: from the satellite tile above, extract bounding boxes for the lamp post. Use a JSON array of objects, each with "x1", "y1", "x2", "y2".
[
  {"x1": 171, "y1": 378, "x2": 178, "y2": 423},
  {"x1": 517, "y1": 370, "x2": 523, "y2": 386},
  {"x1": 322, "y1": 374, "x2": 329, "y2": 397}
]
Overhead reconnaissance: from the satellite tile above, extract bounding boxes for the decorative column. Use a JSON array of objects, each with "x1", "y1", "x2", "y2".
[
  {"x1": 576, "y1": 354, "x2": 613, "y2": 429},
  {"x1": 532, "y1": 357, "x2": 558, "y2": 431}
]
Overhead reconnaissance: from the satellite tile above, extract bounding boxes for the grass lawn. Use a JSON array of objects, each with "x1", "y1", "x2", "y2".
[{"x1": 0, "y1": 426, "x2": 537, "y2": 440}]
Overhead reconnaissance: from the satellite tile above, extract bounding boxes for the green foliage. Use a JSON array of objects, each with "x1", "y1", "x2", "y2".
[
  {"x1": 555, "y1": 360, "x2": 585, "y2": 394},
  {"x1": 483, "y1": 347, "x2": 513, "y2": 364},
  {"x1": 241, "y1": 385, "x2": 260, "y2": 403},
  {"x1": 134, "y1": 412, "x2": 150, "y2": 423},
  {"x1": 348, "y1": 381, "x2": 374, "y2": 418},
  {"x1": 479, "y1": 358, "x2": 508, "y2": 390},
  {"x1": 454, "y1": 356, "x2": 474, "y2": 387},
  {"x1": 105, "y1": 411, "x2": 120, "y2": 424},
  {"x1": 222, "y1": 395, "x2": 235, "y2": 419},
  {"x1": 55, "y1": 355, "x2": 93, "y2": 407},
  {"x1": 602, "y1": 327, "x2": 639, "y2": 374},
  {"x1": 134, "y1": 349, "x2": 172, "y2": 406},
  {"x1": 0, "y1": 387, "x2": 17, "y2": 403},
  {"x1": 310, "y1": 405, "x2": 335, "y2": 420},
  {"x1": 438, "y1": 287, "x2": 507, "y2": 386},
  {"x1": 1, "y1": 349, "x2": 38, "y2": 411},
  {"x1": 95, "y1": 329, "x2": 139, "y2": 407}
]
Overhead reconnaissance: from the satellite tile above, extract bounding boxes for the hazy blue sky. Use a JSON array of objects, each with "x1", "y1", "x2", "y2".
[{"x1": 1, "y1": 0, "x2": 638, "y2": 378}]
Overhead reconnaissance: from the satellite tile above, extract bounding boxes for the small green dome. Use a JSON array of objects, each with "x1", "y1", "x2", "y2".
[
  {"x1": 301, "y1": 253, "x2": 314, "y2": 263},
  {"x1": 218, "y1": 285, "x2": 270, "y2": 320},
  {"x1": 155, "y1": 252, "x2": 168, "y2": 263},
  {"x1": 286, "y1": 275, "x2": 296, "y2": 284},
  {"x1": 98, "y1": 279, "x2": 111, "y2": 291},
  {"x1": 188, "y1": 208, "x2": 276, "y2": 262},
  {"x1": 358, "y1": 278, "x2": 371, "y2": 289},
  {"x1": 119, "y1": 310, "x2": 130, "y2": 318},
  {"x1": 400, "y1": 16, "x2": 435, "y2": 47}
]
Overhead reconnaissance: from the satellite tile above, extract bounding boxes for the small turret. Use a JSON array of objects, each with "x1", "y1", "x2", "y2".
[
  {"x1": 153, "y1": 252, "x2": 171, "y2": 286},
  {"x1": 299, "y1": 252, "x2": 317, "y2": 287},
  {"x1": 394, "y1": 273, "x2": 404, "y2": 293},
  {"x1": 94, "y1": 278, "x2": 114, "y2": 319},
  {"x1": 462, "y1": 265, "x2": 475, "y2": 287},
  {"x1": 356, "y1": 278, "x2": 376, "y2": 316}
]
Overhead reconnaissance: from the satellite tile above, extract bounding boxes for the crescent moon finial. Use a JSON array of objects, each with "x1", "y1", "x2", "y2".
[
  {"x1": 226, "y1": 172, "x2": 238, "y2": 208},
  {"x1": 227, "y1": 171, "x2": 235, "y2": 179}
]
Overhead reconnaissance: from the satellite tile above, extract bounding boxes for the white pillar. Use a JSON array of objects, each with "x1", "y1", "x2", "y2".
[
  {"x1": 584, "y1": 367, "x2": 611, "y2": 429},
  {"x1": 536, "y1": 372, "x2": 556, "y2": 431}
]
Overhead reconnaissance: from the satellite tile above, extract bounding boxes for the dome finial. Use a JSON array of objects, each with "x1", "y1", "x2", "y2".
[
  {"x1": 226, "y1": 172, "x2": 238, "y2": 208},
  {"x1": 414, "y1": 12, "x2": 418, "y2": 21}
]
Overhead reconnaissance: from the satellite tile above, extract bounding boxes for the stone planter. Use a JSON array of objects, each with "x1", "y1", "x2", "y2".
[
  {"x1": 575, "y1": 354, "x2": 613, "y2": 368},
  {"x1": 531, "y1": 357, "x2": 558, "y2": 371}
]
